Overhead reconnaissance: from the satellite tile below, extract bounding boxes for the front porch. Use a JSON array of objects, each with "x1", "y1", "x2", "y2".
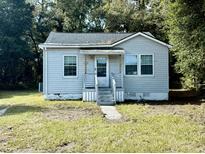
[
  {"x1": 81, "y1": 49, "x2": 125, "y2": 104},
  {"x1": 83, "y1": 87, "x2": 124, "y2": 104}
]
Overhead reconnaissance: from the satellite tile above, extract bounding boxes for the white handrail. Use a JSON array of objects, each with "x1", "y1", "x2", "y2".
[
  {"x1": 95, "y1": 73, "x2": 98, "y2": 103},
  {"x1": 111, "y1": 73, "x2": 123, "y2": 88},
  {"x1": 111, "y1": 74, "x2": 116, "y2": 104},
  {"x1": 83, "y1": 75, "x2": 86, "y2": 89}
]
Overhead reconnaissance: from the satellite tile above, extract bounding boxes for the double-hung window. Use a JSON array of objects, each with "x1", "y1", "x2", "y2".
[
  {"x1": 140, "y1": 55, "x2": 153, "y2": 75},
  {"x1": 125, "y1": 55, "x2": 138, "y2": 75},
  {"x1": 64, "y1": 56, "x2": 77, "y2": 77}
]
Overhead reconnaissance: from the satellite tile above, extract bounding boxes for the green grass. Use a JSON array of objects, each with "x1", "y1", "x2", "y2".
[{"x1": 0, "y1": 91, "x2": 204, "y2": 152}]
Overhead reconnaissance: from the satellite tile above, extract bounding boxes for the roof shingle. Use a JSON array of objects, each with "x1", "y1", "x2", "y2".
[{"x1": 45, "y1": 32, "x2": 134, "y2": 45}]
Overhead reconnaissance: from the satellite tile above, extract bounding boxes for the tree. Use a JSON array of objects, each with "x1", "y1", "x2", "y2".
[
  {"x1": 27, "y1": 0, "x2": 58, "y2": 83},
  {"x1": 103, "y1": 0, "x2": 137, "y2": 32},
  {"x1": 0, "y1": 0, "x2": 33, "y2": 89},
  {"x1": 165, "y1": 0, "x2": 205, "y2": 89},
  {"x1": 102, "y1": 0, "x2": 168, "y2": 42},
  {"x1": 56, "y1": 0, "x2": 103, "y2": 32}
]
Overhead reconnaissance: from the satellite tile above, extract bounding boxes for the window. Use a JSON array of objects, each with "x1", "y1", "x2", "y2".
[
  {"x1": 141, "y1": 55, "x2": 153, "y2": 75},
  {"x1": 125, "y1": 55, "x2": 138, "y2": 75},
  {"x1": 97, "y1": 57, "x2": 107, "y2": 77},
  {"x1": 64, "y1": 56, "x2": 77, "y2": 76}
]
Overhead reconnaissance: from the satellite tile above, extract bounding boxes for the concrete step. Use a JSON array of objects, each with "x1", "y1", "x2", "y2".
[
  {"x1": 98, "y1": 88, "x2": 111, "y2": 91},
  {"x1": 97, "y1": 101, "x2": 115, "y2": 105},
  {"x1": 98, "y1": 91, "x2": 112, "y2": 95},
  {"x1": 98, "y1": 99, "x2": 114, "y2": 103},
  {"x1": 98, "y1": 94, "x2": 113, "y2": 98},
  {"x1": 98, "y1": 94, "x2": 114, "y2": 100},
  {"x1": 98, "y1": 100, "x2": 114, "y2": 103},
  {"x1": 98, "y1": 98, "x2": 113, "y2": 101},
  {"x1": 97, "y1": 88, "x2": 115, "y2": 105}
]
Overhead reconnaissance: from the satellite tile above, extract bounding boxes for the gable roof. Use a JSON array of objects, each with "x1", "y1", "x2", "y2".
[
  {"x1": 45, "y1": 32, "x2": 133, "y2": 45},
  {"x1": 39, "y1": 32, "x2": 171, "y2": 49}
]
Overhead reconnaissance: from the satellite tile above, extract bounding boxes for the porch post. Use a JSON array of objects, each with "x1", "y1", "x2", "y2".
[
  {"x1": 121, "y1": 54, "x2": 124, "y2": 88},
  {"x1": 83, "y1": 55, "x2": 87, "y2": 90},
  {"x1": 85, "y1": 55, "x2": 87, "y2": 74}
]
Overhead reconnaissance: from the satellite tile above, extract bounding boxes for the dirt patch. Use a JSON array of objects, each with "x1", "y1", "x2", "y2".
[
  {"x1": 56, "y1": 142, "x2": 75, "y2": 152},
  {"x1": 15, "y1": 148, "x2": 46, "y2": 153},
  {"x1": 43, "y1": 108, "x2": 100, "y2": 121},
  {"x1": 0, "y1": 126, "x2": 13, "y2": 144},
  {"x1": 0, "y1": 135, "x2": 8, "y2": 144},
  {"x1": 106, "y1": 116, "x2": 130, "y2": 123},
  {"x1": 145, "y1": 104, "x2": 205, "y2": 124}
]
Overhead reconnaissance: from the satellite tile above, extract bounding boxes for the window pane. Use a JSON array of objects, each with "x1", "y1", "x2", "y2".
[
  {"x1": 126, "y1": 65, "x2": 137, "y2": 75},
  {"x1": 64, "y1": 56, "x2": 77, "y2": 76},
  {"x1": 141, "y1": 65, "x2": 153, "y2": 75},
  {"x1": 97, "y1": 67, "x2": 106, "y2": 77},
  {"x1": 141, "y1": 55, "x2": 152, "y2": 65},
  {"x1": 125, "y1": 55, "x2": 137, "y2": 65},
  {"x1": 64, "y1": 56, "x2": 76, "y2": 65},
  {"x1": 97, "y1": 58, "x2": 106, "y2": 77},
  {"x1": 64, "y1": 66, "x2": 76, "y2": 76},
  {"x1": 125, "y1": 55, "x2": 138, "y2": 75}
]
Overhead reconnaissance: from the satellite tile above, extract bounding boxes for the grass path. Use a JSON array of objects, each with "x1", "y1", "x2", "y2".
[{"x1": 0, "y1": 91, "x2": 204, "y2": 152}]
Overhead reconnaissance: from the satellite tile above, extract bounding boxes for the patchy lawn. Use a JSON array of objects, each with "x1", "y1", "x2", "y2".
[{"x1": 0, "y1": 91, "x2": 204, "y2": 152}]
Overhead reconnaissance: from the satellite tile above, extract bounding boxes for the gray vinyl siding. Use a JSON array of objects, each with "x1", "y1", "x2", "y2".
[
  {"x1": 109, "y1": 55, "x2": 123, "y2": 87},
  {"x1": 116, "y1": 35, "x2": 169, "y2": 93},
  {"x1": 46, "y1": 49, "x2": 85, "y2": 94},
  {"x1": 43, "y1": 51, "x2": 46, "y2": 94},
  {"x1": 109, "y1": 55, "x2": 121, "y2": 74},
  {"x1": 86, "y1": 55, "x2": 95, "y2": 74}
]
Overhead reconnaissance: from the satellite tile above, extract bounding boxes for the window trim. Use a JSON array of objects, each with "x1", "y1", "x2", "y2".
[
  {"x1": 124, "y1": 54, "x2": 154, "y2": 77},
  {"x1": 139, "y1": 54, "x2": 154, "y2": 76},
  {"x1": 63, "y1": 55, "x2": 78, "y2": 78}
]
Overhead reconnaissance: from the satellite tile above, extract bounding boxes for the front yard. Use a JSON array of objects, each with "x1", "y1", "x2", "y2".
[{"x1": 0, "y1": 91, "x2": 204, "y2": 152}]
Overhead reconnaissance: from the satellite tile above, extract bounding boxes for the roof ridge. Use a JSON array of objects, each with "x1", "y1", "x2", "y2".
[{"x1": 50, "y1": 31, "x2": 134, "y2": 34}]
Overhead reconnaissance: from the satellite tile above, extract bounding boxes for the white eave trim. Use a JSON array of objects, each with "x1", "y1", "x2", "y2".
[
  {"x1": 38, "y1": 44, "x2": 111, "y2": 49},
  {"x1": 79, "y1": 49, "x2": 125, "y2": 55},
  {"x1": 38, "y1": 32, "x2": 172, "y2": 49}
]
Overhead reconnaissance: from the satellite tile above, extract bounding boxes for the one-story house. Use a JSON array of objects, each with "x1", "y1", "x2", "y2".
[{"x1": 39, "y1": 32, "x2": 171, "y2": 105}]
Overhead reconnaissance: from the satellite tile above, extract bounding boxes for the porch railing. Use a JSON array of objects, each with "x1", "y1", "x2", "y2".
[
  {"x1": 84, "y1": 72, "x2": 123, "y2": 89},
  {"x1": 83, "y1": 73, "x2": 95, "y2": 88}
]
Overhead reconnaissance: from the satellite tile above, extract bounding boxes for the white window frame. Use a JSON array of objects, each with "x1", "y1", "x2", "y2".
[
  {"x1": 124, "y1": 54, "x2": 154, "y2": 77},
  {"x1": 63, "y1": 55, "x2": 78, "y2": 78},
  {"x1": 139, "y1": 54, "x2": 154, "y2": 76}
]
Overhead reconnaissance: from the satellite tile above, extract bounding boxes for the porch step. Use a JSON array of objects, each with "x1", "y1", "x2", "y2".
[
  {"x1": 97, "y1": 88, "x2": 115, "y2": 105},
  {"x1": 98, "y1": 91, "x2": 112, "y2": 95},
  {"x1": 98, "y1": 96, "x2": 113, "y2": 101},
  {"x1": 98, "y1": 88, "x2": 111, "y2": 91},
  {"x1": 97, "y1": 101, "x2": 114, "y2": 106}
]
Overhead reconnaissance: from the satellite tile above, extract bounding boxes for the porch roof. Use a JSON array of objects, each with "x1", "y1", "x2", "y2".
[{"x1": 80, "y1": 49, "x2": 124, "y2": 55}]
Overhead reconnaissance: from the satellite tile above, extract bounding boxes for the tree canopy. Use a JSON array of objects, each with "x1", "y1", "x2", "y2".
[
  {"x1": 0, "y1": 0, "x2": 33, "y2": 89},
  {"x1": 165, "y1": 0, "x2": 205, "y2": 89}
]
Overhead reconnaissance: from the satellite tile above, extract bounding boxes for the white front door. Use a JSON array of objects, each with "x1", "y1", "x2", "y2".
[{"x1": 95, "y1": 56, "x2": 109, "y2": 87}]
